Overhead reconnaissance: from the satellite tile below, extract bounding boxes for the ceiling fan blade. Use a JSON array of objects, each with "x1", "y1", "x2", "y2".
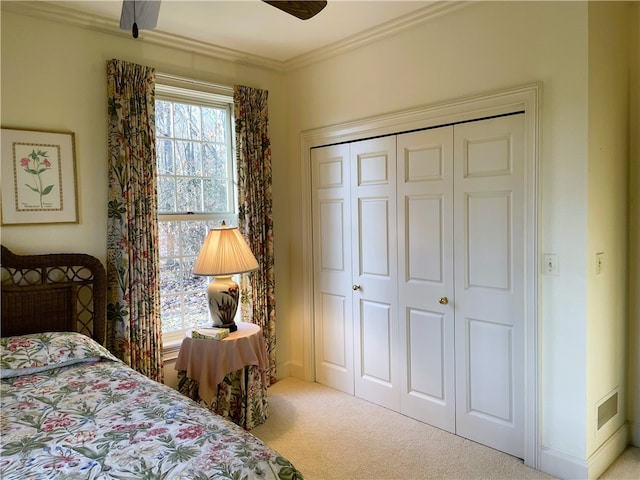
[
  {"x1": 262, "y1": 1, "x2": 327, "y2": 20},
  {"x1": 120, "y1": 0, "x2": 161, "y2": 33}
]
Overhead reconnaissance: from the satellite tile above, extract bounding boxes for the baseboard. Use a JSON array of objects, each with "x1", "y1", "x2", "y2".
[
  {"x1": 539, "y1": 425, "x2": 628, "y2": 479},
  {"x1": 276, "y1": 359, "x2": 293, "y2": 381},
  {"x1": 539, "y1": 447, "x2": 588, "y2": 479},
  {"x1": 630, "y1": 420, "x2": 640, "y2": 447},
  {"x1": 586, "y1": 424, "x2": 628, "y2": 479},
  {"x1": 284, "y1": 359, "x2": 305, "y2": 381}
]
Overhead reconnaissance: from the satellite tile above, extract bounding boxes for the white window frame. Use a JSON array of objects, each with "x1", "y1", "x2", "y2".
[{"x1": 155, "y1": 75, "x2": 237, "y2": 349}]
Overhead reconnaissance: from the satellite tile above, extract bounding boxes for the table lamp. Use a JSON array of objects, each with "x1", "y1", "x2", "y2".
[{"x1": 193, "y1": 222, "x2": 259, "y2": 332}]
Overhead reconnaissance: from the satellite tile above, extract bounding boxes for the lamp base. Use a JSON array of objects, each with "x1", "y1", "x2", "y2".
[
  {"x1": 206, "y1": 275, "x2": 239, "y2": 331},
  {"x1": 218, "y1": 322, "x2": 238, "y2": 332}
]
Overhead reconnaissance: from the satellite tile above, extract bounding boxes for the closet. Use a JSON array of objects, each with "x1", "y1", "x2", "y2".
[{"x1": 312, "y1": 113, "x2": 525, "y2": 458}]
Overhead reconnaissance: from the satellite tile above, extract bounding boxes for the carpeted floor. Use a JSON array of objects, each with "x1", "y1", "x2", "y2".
[{"x1": 251, "y1": 377, "x2": 639, "y2": 480}]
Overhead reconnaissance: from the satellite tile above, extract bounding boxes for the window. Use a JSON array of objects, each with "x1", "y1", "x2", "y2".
[{"x1": 155, "y1": 79, "x2": 236, "y2": 344}]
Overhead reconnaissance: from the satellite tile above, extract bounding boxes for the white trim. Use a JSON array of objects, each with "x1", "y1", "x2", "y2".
[
  {"x1": 1, "y1": 1, "x2": 283, "y2": 71},
  {"x1": 3, "y1": 1, "x2": 471, "y2": 73},
  {"x1": 539, "y1": 424, "x2": 628, "y2": 480},
  {"x1": 288, "y1": 360, "x2": 305, "y2": 381},
  {"x1": 539, "y1": 447, "x2": 588, "y2": 480},
  {"x1": 275, "y1": 360, "x2": 292, "y2": 381},
  {"x1": 631, "y1": 420, "x2": 640, "y2": 447},
  {"x1": 299, "y1": 82, "x2": 541, "y2": 469},
  {"x1": 155, "y1": 73, "x2": 233, "y2": 104},
  {"x1": 587, "y1": 424, "x2": 628, "y2": 479},
  {"x1": 285, "y1": 1, "x2": 472, "y2": 71}
]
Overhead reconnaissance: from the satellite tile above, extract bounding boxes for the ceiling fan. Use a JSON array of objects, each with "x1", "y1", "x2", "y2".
[{"x1": 120, "y1": 0, "x2": 328, "y2": 39}]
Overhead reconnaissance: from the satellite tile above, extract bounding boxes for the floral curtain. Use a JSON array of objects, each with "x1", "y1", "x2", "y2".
[
  {"x1": 106, "y1": 59, "x2": 163, "y2": 383},
  {"x1": 234, "y1": 85, "x2": 277, "y2": 385}
]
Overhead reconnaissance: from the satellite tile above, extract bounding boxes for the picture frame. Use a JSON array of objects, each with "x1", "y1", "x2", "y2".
[{"x1": 1, "y1": 128, "x2": 78, "y2": 225}]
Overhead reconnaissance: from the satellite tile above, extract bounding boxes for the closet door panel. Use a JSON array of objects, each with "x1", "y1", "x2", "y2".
[
  {"x1": 466, "y1": 193, "x2": 511, "y2": 290},
  {"x1": 407, "y1": 196, "x2": 443, "y2": 281},
  {"x1": 359, "y1": 198, "x2": 390, "y2": 276},
  {"x1": 466, "y1": 318, "x2": 513, "y2": 419},
  {"x1": 360, "y1": 299, "x2": 392, "y2": 382},
  {"x1": 397, "y1": 127, "x2": 455, "y2": 431},
  {"x1": 407, "y1": 308, "x2": 446, "y2": 398},
  {"x1": 454, "y1": 114, "x2": 525, "y2": 458},
  {"x1": 351, "y1": 136, "x2": 400, "y2": 411},
  {"x1": 312, "y1": 144, "x2": 354, "y2": 395},
  {"x1": 319, "y1": 293, "x2": 348, "y2": 368}
]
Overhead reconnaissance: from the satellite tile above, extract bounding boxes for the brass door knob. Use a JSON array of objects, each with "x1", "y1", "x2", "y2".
[
  {"x1": 353, "y1": 284, "x2": 361, "y2": 291},
  {"x1": 439, "y1": 297, "x2": 449, "y2": 305}
]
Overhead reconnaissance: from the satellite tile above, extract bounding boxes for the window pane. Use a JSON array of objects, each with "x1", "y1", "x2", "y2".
[
  {"x1": 203, "y1": 178, "x2": 229, "y2": 211},
  {"x1": 181, "y1": 221, "x2": 209, "y2": 256},
  {"x1": 160, "y1": 294, "x2": 182, "y2": 333},
  {"x1": 157, "y1": 176, "x2": 176, "y2": 212},
  {"x1": 202, "y1": 143, "x2": 228, "y2": 178},
  {"x1": 176, "y1": 178, "x2": 203, "y2": 212},
  {"x1": 202, "y1": 107, "x2": 227, "y2": 143},
  {"x1": 175, "y1": 141, "x2": 202, "y2": 176},
  {"x1": 157, "y1": 139, "x2": 174, "y2": 175},
  {"x1": 156, "y1": 101, "x2": 173, "y2": 137},
  {"x1": 185, "y1": 291, "x2": 209, "y2": 327},
  {"x1": 182, "y1": 256, "x2": 204, "y2": 291},
  {"x1": 158, "y1": 221, "x2": 179, "y2": 257},
  {"x1": 173, "y1": 103, "x2": 201, "y2": 140},
  {"x1": 159, "y1": 258, "x2": 182, "y2": 294}
]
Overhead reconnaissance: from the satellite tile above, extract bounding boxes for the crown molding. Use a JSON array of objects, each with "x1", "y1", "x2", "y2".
[
  {"x1": 3, "y1": 1, "x2": 471, "y2": 73},
  {"x1": 1, "y1": 1, "x2": 285, "y2": 72},
  {"x1": 283, "y1": 1, "x2": 472, "y2": 71}
]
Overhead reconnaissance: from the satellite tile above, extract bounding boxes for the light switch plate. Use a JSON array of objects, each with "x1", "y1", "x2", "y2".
[
  {"x1": 543, "y1": 254, "x2": 559, "y2": 275},
  {"x1": 595, "y1": 252, "x2": 604, "y2": 275}
]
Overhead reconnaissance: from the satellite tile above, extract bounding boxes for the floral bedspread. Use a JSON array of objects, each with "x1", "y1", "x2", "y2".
[{"x1": 0, "y1": 332, "x2": 302, "y2": 479}]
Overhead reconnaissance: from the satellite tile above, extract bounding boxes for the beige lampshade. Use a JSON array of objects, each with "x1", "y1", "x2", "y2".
[{"x1": 193, "y1": 225, "x2": 259, "y2": 276}]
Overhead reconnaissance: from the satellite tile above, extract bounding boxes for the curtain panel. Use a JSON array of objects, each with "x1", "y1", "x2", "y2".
[
  {"x1": 234, "y1": 85, "x2": 277, "y2": 385},
  {"x1": 106, "y1": 59, "x2": 163, "y2": 382}
]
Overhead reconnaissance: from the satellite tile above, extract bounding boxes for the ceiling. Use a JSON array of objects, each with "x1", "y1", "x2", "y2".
[{"x1": 46, "y1": 0, "x2": 463, "y2": 66}]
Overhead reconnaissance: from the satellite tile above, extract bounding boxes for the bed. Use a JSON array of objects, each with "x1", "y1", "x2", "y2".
[{"x1": 0, "y1": 245, "x2": 302, "y2": 479}]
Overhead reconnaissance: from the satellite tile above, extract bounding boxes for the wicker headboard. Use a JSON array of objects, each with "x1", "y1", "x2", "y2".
[{"x1": 1, "y1": 245, "x2": 106, "y2": 344}]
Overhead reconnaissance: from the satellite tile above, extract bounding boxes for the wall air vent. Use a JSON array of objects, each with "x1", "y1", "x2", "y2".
[{"x1": 597, "y1": 391, "x2": 618, "y2": 430}]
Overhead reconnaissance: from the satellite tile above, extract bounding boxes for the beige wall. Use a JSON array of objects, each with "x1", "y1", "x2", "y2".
[
  {"x1": 628, "y1": 0, "x2": 640, "y2": 447},
  {"x1": 0, "y1": 7, "x2": 293, "y2": 374},
  {"x1": 586, "y1": 1, "x2": 632, "y2": 458}
]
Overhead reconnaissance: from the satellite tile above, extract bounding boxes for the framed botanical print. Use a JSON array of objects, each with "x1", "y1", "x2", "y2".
[{"x1": 1, "y1": 128, "x2": 78, "y2": 225}]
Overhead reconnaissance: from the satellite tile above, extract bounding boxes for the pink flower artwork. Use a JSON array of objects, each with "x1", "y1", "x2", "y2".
[{"x1": 21, "y1": 149, "x2": 54, "y2": 208}]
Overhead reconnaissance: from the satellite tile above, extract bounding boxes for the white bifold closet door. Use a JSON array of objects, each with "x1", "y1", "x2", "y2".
[
  {"x1": 312, "y1": 113, "x2": 525, "y2": 459},
  {"x1": 452, "y1": 115, "x2": 525, "y2": 458},
  {"x1": 311, "y1": 143, "x2": 354, "y2": 396},
  {"x1": 350, "y1": 137, "x2": 400, "y2": 411},
  {"x1": 311, "y1": 136, "x2": 400, "y2": 410},
  {"x1": 396, "y1": 126, "x2": 456, "y2": 432}
]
